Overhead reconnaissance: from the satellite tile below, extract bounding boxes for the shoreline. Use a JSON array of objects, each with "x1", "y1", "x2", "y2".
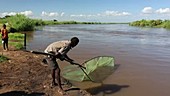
[{"x1": 0, "y1": 49, "x2": 92, "y2": 96}]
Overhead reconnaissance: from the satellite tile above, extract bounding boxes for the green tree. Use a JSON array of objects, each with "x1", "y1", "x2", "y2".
[{"x1": 7, "y1": 14, "x2": 35, "y2": 32}]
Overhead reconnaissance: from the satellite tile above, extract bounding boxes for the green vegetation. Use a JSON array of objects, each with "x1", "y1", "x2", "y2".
[
  {"x1": 0, "y1": 33, "x2": 24, "y2": 50},
  {"x1": 1, "y1": 14, "x2": 170, "y2": 32},
  {"x1": 0, "y1": 55, "x2": 8, "y2": 63},
  {"x1": 0, "y1": 14, "x2": 98, "y2": 32},
  {"x1": 0, "y1": 14, "x2": 127, "y2": 32},
  {"x1": 36, "y1": 20, "x2": 104, "y2": 25},
  {"x1": 9, "y1": 33, "x2": 24, "y2": 49},
  {"x1": 129, "y1": 19, "x2": 170, "y2": 29},
  {"x1": 0, "y1": 14, "x2": 34, "y2": 32},
  {"x1": 9, "y1": 33, "x2": 24, "y2": 40}
]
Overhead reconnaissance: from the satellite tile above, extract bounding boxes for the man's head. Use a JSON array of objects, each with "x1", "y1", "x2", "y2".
[
  {"x1": 70, "y1": 37, "x2": 79, "y2": 48},
  {"x1": 3, "y1": 24, "x2": 6, "y2": 28}
]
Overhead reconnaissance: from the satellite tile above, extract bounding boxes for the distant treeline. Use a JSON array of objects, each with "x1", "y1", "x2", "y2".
[
  {"x1": 0, "y1": 14, "x2": 124, "y2": 32},
  {"x1": 129, "y1": 19, "x2": 170, "y2": 29}
]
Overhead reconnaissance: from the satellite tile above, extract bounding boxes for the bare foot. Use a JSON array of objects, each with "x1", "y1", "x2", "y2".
[{"x1": 58, "y1": 89, "x2": 68, "y2": 95}]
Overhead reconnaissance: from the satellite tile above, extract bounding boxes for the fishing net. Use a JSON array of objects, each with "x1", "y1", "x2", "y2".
[{"x1": 62, "y1": 56, "x2": 115, "y2": 82}]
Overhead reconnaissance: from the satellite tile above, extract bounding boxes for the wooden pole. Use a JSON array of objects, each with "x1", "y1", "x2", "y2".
[{"x1": 24, "y1": 33, "x2": 26, "y2": 50}]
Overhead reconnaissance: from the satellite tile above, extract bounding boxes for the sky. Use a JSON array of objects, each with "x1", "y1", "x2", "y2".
[{"x1": 0, "y1": 0, "x2": 170, "y2": 22}]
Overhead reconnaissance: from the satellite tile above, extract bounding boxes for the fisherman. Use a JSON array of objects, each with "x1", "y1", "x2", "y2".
[{"x1": 43, "y1": 37, "x2": 79, "y2": 95}]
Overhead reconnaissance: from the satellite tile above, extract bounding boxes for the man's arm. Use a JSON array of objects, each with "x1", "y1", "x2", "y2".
[
  {"x1": 63, "y1": 54, "x2": 74, "y2": 62},
  {"x1": 57, "y1": 45, "x2": 72, "y2": 60}
]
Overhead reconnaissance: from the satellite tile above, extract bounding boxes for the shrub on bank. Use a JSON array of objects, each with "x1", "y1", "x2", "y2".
[
  {"x1": 129, "y1": 19, "x2": 170, "y2": 29},
  {"x1": 162, "y1": 20, "x2": 170, "y2": 29},
  {"x1": 6, "y1": 14, "x2": 35, "y2": 32}
]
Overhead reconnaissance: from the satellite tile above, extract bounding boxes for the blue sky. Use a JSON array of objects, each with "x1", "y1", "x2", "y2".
[{"x1": 0, "y1": 0, "x2": 170, "y2": 22}]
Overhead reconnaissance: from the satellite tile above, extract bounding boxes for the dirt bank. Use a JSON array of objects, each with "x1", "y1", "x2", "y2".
[{"x1": 0, "y1": 48, "x2": 92, "y2": 96}]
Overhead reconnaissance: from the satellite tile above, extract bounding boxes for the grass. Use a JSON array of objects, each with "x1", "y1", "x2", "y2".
[
  {"x1": 0, "y1": 55, "x2": 8, "y2": 63},
  {"x1": 8, "y1": 33, "x2": 24, "y2": 40},
  {"x1": 0, "y1": 33, "x2": 24, "y2": 50}
]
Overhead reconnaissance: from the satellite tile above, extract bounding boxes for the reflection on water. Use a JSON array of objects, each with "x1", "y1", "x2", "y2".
[{"x1": 25, "y1": 24, "x2": 170, "y2": 96}]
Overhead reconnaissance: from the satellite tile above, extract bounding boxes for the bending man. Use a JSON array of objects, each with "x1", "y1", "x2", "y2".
[{"x1": 44, "y1": 37, "x2": 79, "y2": 95}]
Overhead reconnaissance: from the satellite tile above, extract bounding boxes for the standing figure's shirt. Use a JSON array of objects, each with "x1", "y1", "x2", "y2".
[{"x1": 1, "y1": 28, "x2": 8, "y2": 39}]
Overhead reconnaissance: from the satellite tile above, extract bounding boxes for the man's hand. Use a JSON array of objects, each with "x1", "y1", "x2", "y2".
[
  {"x1": 55, "y1": 53, "x2": 62, "y2": 58},
  {"x1": 64, "y1": 59, "x2": 74, "y2": 65},
  {"x1": 53, "y1": 53, "x2": 64, "y2": 61},
  {"x1": 68, "y1": 60, "x2": 75, "y2": 65}
]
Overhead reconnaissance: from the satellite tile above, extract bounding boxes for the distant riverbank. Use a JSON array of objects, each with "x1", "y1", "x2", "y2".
[
  {"x1": 129, "y1": 19, "x2": 170, "y2": 29},
  {"x1": 0, "y1": 14, "x2": 128, "y2": 33},
  {"x1": 1, "y1": 14, "x2": 170, "y2": 33}
]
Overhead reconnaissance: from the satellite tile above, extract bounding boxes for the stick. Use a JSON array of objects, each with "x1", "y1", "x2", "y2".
[
  {"x1": 64, "y1": 60, "x2": 94, "y2": 82},
  {"x1": 79, "y1": 66, "x2": 94, "y2": 82},
  {"x1": 25, "y1": 50, "x2": 55, "y2": 56},
  {"x1": 75, "y1": 63, "x2": 86, "y2": 69}
]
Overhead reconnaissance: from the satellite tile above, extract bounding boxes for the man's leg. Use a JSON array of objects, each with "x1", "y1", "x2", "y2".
[
  {"x1": 51, "y1": 69, "x2": 57, "y2": 86},
  {"x1": 3, "y1": 39, "x2": 8, "y2": 51},
  {"x1": 2, "y1": 41, "x2": 6, "y2": 50},
  {"x1": 48, "y1": 57, "x2": 66, "y2": 95},
  {"x1": 61, "y1": 77, "x2": 72, "y2": 88},
  {"x1": 6, "y1": 39, "x2": 8, "y2": 50},
  {"x1": 55, "y1": 68, "x2": 66, "y2": 95},
  {"x1": 55, "y1": 68, "x2": 63, "y2": 90}
]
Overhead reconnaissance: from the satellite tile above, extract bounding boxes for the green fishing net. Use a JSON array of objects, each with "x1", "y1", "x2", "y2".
[{"x1": 62, "y1": 56, "x2": 115, "y2": 82}]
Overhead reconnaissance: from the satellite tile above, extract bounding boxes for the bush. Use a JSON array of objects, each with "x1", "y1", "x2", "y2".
[
  {"x1": 130, "y1": 19, "x2": 170, "y2": 29},
  {"x1": 7, "y1": 14, "x2": 35, "y2": 32},
  {"x1": 9, "y1": 27, "x2": 17, "y2": 33},
  {"x1": 162, "y1": 21, "x2": 170, "y2": 29}
]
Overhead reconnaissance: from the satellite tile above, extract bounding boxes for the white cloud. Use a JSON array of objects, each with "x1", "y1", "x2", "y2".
[
  {"x1": 6, "y1": 12, "x2": 16, "y2": 16},
  {"x1": 104, "y1": 11, "x2": 131, "y2": 16},
  {"x1": 142, "y1": 7, "x2": 170, "y2": 14},
  {"x1": 60, "y1": 12, "x2": 65, "y2": 17},
  {"x1": 49, "y1": 12, "x2": 58, "y2": 17},
  {"x1": 0, "y1": 12, "x2": 16, "y2": 17},
  {"x1": 0, "y1": 11, "x2": 33, "y2": 17},
  {"x1": 156, "y1": 8, "x2": 170, "y2": 14},
  {"x1": 70, "y1": 14, "x2": 86, "y2": 17},
  {"x1": 20, "y1": 11, "x2": 33, "y2": 16},
  {"x1": 140, "y1": 7, "x2": 170, "y2": 20},
  {"x1": 41, "y1": 11, "x2": 58, "y2": 17},
  {"x1": 70, "y1": 10, "x2": 131, "y2": 18},
  {"x1": 142, "y1": 7, "x2": 154, "y2": 14},
  {"x1": 41, "y1": 11, "x2": 47, "y2": 16},
  {"x1": 60, "y1": 12, "x2": 65, "y2": 16}
]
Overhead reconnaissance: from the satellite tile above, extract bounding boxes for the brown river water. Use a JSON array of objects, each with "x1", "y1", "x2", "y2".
[{"x1": 26, "y1": 24, "x2": 170, "y2": 96}]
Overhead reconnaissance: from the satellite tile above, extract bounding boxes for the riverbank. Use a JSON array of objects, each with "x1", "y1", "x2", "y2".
[
  {"x1": 0, "y1": 14, "x2": 129, "y2": 33},
  {"x1": 129, "y1": 19, "x2": 170, "y2": 29},
  {"x1": 0, "y1": 48, "x2": 92, "y2": 96}
]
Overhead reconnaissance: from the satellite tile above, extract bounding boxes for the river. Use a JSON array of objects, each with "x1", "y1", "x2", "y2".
[{"x1": 26, "y1": 24, "x2": 170, "y2": 96}]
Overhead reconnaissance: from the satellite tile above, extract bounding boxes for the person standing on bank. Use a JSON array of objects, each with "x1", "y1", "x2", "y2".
[
  {"x1": 43, "y1": 37, "x2": 79, "y2": 95},
  {"x1": 1, "y1": 24, "x2": 9, "y2": 51}
]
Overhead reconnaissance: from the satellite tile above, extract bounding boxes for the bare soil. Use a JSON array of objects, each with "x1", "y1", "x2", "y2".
[{"x1": 0, "y1": 47, "x2": 92, "y2": 96}]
